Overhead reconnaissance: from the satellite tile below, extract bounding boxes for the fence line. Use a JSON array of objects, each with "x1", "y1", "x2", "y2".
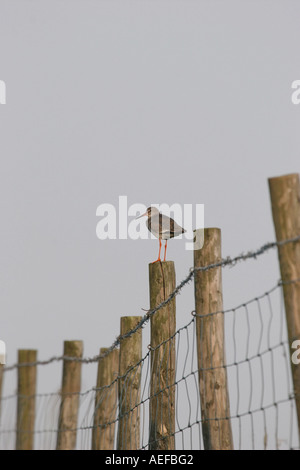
[
  {"x1": 1, "y1": 173, "x2": 300, "y2": 450},
  {"x1": 3, "y1": 234, "x2": 300, "y2": 373},
  {"x1": 1, "y1": 273, "x2": 299, "y2": 449}
]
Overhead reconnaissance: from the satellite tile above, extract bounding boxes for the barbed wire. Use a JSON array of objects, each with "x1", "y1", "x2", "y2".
[{"x1": 3, "y1": 234, "x2": 300, "y2": 372}]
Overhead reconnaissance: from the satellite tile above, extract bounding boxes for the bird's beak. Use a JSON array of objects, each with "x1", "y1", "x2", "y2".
[{"x1": 136, "y1": 211, "x2": 147, "y2": 220}]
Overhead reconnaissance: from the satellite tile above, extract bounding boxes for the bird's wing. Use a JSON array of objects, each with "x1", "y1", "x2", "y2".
[
  {"x1": 159, "y1": 215, "x2": 185, "y2": 234},
  {"x1": 170, "y1": 218, "x2": 186, "y2": 234},
  {"x1": 146, "y1": 215, "x2": 160, "y2": 236}
]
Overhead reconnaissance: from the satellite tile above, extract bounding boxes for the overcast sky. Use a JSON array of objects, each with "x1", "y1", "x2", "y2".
[{"x1": 0, "y1": 0, "x2": 300, "y2": 448}]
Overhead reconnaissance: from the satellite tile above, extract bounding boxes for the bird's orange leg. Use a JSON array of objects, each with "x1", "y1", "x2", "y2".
[
  {"x1": 152, "y1": 239, "x2": 162, "y2": 263},
  {"x1": 163, "y1": 240, "x2": 167, "y2": 262}
]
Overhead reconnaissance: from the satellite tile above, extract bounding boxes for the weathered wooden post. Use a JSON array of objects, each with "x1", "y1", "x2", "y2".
[
  {"x1": 149, "y1": 261, "x2": 176, "y2": 450},
  {"x1": 269, "y1": 173, "x2": 300, "y2": 434},
  {"x1": 0, "y1": 365, "x2": 3, "y2": 419},
  {"x1": 0, "y1": 340, "x2": 5, "y2": 417},
  {"x1": 92, "y1": 347, "x2": 119, "y2": 450},
  {"x1": 16, "y1": 349, "x2": 37, "y2": 450},
  {"x1": 56, "y1": 340, "x2": 83, "y2": 450},
  {"x1": 194, "y1": 228, "x2": 233, "y2": 450},
  {"x1": 117, "y1": 316, "x2": 142, "y2": 450}
]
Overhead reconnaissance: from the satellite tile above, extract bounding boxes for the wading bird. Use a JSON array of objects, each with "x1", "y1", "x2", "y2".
[{"x1": 137, "y1": 207, "x2": 186, "y2": 263}]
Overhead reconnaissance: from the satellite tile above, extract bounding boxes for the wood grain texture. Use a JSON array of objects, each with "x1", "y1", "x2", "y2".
[
  {"x1": 269, "y1": 173, "x2": 300, "y2": 432},
  {"x1": 117, "y1": 316, "x2": 142, "y2": 450},
  {"x1": 149, "y1": 261, "x2": 176, "y2": 450},
  {"x1": 16, "y1": 349, "x2": 37, "y2": 450},
  {"x1": 56, "y1": 340, "x2": 83, "y2": 450},
  {"x1": 92, "y1": 347, "x2": 119, "y2": 450},
  {"x1": 194, "y1": 228, "x2": 233, "y2": 450}
]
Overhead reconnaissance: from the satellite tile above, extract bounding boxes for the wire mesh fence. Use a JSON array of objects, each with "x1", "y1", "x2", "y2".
[{"x1": 0, "y1": 235, "x2": 300, "y2": 450}]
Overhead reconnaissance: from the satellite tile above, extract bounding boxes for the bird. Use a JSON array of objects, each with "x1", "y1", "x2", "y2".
[{"x1": 137, "y1": 207, "x2": 186, "y2": 263}]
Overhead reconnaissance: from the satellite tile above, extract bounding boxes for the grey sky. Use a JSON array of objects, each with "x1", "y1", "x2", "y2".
[{"x1": 0, "y1": 1, "x2": 299, "y2": 447}]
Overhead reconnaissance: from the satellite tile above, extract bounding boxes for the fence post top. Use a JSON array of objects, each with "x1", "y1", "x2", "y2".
[
  {"x1": 268, "y1": 172, "x2": 299, "y2": 182},
  {"x1": 148, "y1": 260, "x2": 175, "y2": 267},
  {"x1": 0, "y1": 340, "x2": 5, "y2": 365}
]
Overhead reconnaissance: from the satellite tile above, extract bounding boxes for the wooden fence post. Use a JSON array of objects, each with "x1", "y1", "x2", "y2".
[
  {"x1": 0, "y1": 365, "x2": 3, "y2": 419},
  {"x1": 149, "y1": 261, "x2": 176, "y2": 450},
  {"x1": 268, "y1": 173, "x2": 300, "y2": 434},
  {"x1": 194, "y1": 228, "x2": 233, "y2": 450},
  {"x1": 92, "y1": 348, "x2": 119, "y2": 450},
  {"x1": 0, "y1": 340, "x2": 5, "y2": 418},
  {"x1": 117, "y1": 316, "x2": 142, "y2": 450},
  {"x1": 56, "y1": 340, "x2": 83, "y2": 450},
  {"x1": 16, "y1": 349, "x2": 37, "y2": 450}
]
